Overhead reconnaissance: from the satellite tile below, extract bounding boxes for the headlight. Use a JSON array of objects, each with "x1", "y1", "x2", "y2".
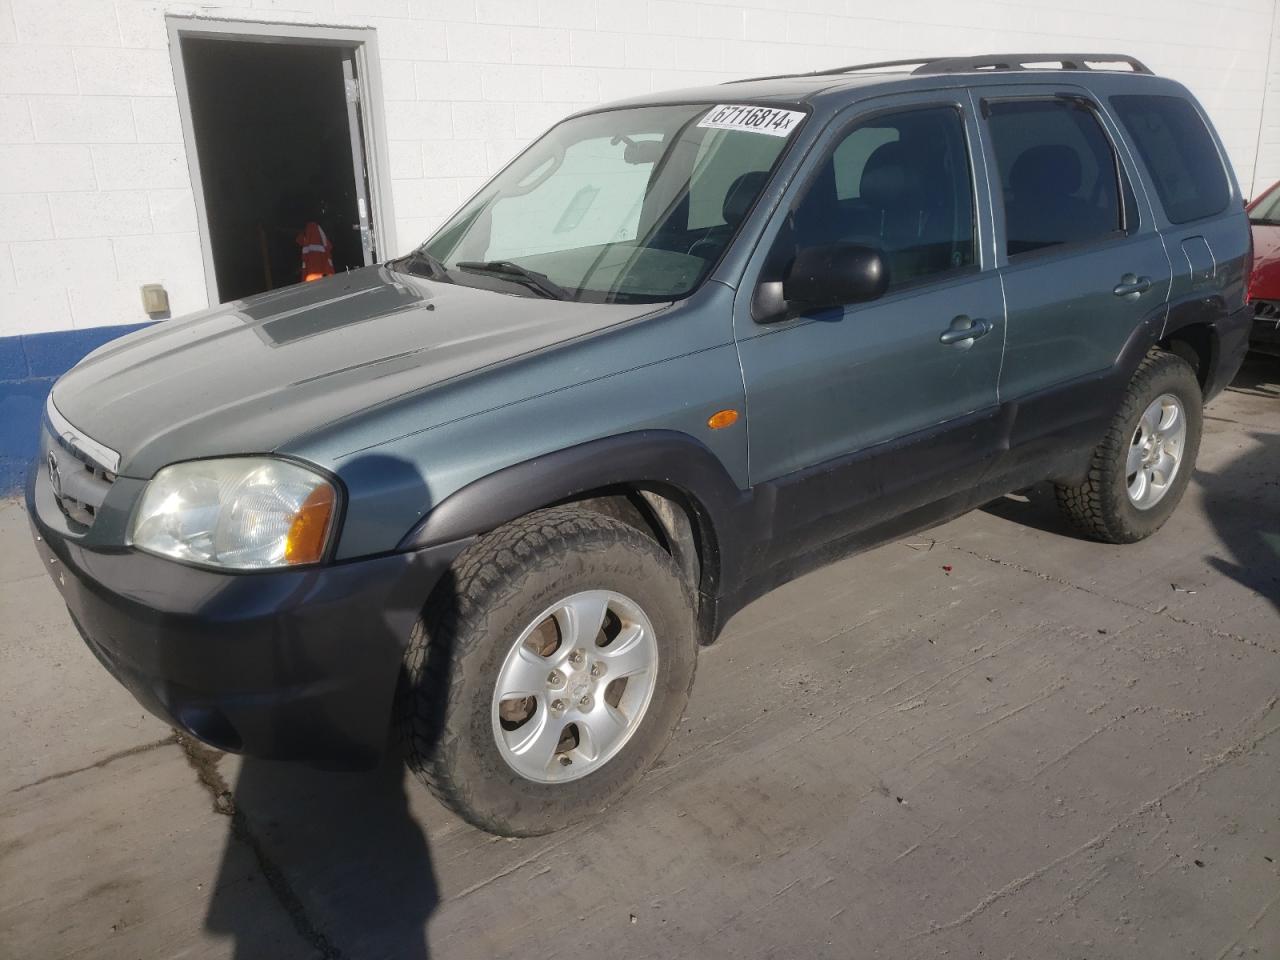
[{"x1": 129, "y1": 457, "x2": 338, "y2": 569}]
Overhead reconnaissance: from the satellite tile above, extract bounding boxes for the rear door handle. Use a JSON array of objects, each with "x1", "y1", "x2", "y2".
[
  {"x1": 939, "y1": 316, "x2": 992, "y2": 345},
  {"x1": 1113, "y1": 274, "x2": 1152, "y2": 297}
]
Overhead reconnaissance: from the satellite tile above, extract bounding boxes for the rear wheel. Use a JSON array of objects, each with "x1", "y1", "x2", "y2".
[
  {"x1": 1055, "y1": 349, "x2": 1203, "y2": 543},
  {"x1": 398, "y1": 506, "x2": 696, "y2": 836}
]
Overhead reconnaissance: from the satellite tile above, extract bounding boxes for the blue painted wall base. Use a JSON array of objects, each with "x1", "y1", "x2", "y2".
[{"x1": 1, "y1": 324, "x2": 152, "y2": 495}]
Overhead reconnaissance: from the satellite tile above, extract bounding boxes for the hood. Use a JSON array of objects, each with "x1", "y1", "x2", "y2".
[
  {"x1": 1250, "y1": 223, "x2": 1280, "y2": 300},
  {"x1": 52, "y1": 266, "x2": 658, "y2": 478}
]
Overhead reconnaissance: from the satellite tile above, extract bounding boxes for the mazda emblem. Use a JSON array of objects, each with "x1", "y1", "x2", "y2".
[{"x1": 47, "y1": 451, "x2": 62, "y2": 499}]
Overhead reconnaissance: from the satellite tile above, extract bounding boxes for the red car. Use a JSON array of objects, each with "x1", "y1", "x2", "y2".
[{"x1": 1247, "y1": 181, "x2": 1280, "y2": 356}]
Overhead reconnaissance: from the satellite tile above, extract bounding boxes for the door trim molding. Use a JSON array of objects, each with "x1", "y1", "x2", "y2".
[{"x1": 166, "y1": 15, "x2": 398, "y2": 306}]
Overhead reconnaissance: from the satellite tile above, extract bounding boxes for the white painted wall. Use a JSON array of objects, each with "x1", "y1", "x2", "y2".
[
  {"x1": 1, "y1": 0, "x2": 1276, "y2": 336},
  {"x1": 1253, "y1": 0, "x2": 1280, "y2": 197}
]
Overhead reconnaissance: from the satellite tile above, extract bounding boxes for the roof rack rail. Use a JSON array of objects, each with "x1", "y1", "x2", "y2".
[
  {"x1": 809, "y1": 57, "x2": 936, "y2": 75},
  {"x1": 724, "y1": 58, "x2": 931, "y2": 84},
  {"x1": 726, "y1": 53, "x2": 1153, "y2": 85},
  {"x1": 911, "y1": 53, "x2": 1152, "y2": 75}
]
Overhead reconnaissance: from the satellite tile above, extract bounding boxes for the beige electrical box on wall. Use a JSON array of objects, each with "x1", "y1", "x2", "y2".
[{"x1": 140, "y1": 284, "x2": 170, "y2": 319}]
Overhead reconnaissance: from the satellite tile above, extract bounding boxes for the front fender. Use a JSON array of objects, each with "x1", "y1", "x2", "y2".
[{"x1": 399, "y1": 430, "x2": 757, "y2": 599}]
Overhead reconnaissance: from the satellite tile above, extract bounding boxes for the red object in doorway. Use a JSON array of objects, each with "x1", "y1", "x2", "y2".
[{"x1": 297, "y1": 221, "x2": 334, "y2": 282}]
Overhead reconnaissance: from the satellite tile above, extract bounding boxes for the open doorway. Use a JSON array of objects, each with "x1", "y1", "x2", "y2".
[{"x1": 170, "y1": 21, "x2": 392, "y2": 304}]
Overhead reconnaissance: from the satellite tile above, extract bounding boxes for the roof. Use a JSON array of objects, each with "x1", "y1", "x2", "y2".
[
  {"x1": 598, "y1": 72, "x2": 902, "y2": 113},
  {"x1": 593, "y1": 53, "x2": 1160, "y2": 115}
]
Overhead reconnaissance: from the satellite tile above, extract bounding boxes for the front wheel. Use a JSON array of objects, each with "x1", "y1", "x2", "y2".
[
  {"x1": 398, "y1": 507, "x2": 697, "y2": 836},
  {"x1": 1055, "y1": 349, "x2": 1203, "y2": 543}
]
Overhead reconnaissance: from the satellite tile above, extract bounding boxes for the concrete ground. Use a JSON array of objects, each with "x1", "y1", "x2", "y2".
[{"x1": 2, "y1": 360, "x2": 1278, "y2": 960}]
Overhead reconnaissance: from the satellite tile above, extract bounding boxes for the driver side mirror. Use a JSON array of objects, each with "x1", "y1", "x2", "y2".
[
  {"x1": 752, "y1": 243, "x2": 890, "y2": 323},
  {"x1": 785, "y1": 243, "x2": 889, "y2": 310}
]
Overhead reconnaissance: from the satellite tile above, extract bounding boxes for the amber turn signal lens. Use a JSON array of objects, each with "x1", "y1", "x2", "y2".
[
  {"x1": 284, "y1": 483, "x2": 336, "y2": 564},
  {"x1": 707, "y1": 409, "x2": 739, "y2": 430}
]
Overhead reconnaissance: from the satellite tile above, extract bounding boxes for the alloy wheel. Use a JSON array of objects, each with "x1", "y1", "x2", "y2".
[
  {"x1": 1126, "y1": 393, "x2": 1187, "y2": 510},
  {"x1": 491, "y1": 590, "x2": 659, "y2": 783}
]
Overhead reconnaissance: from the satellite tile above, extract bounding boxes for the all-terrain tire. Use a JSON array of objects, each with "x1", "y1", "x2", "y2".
[
  {"x1": 1054, "y1": 349, "x2": 1203, "y2": 544},
  {"x1": 398, "y1": 506, "x2": 697, "y2": 837}
]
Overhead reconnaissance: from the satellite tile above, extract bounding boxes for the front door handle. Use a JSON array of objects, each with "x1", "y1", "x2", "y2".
[
  {"x1": 939, "y1": 316, "x2": 992, "y2": 345},
  {"x1": 1113, "y1": 274, "x2": 1152, "y2": 297}
]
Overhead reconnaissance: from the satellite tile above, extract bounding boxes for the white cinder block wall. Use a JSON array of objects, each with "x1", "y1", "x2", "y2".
[
  {"x1": 1, "y1": 0, "x2": 1278, "y2": 338},
  {"x1": 1255, "y1": 1, "x2": 1280, "y2": 190}
]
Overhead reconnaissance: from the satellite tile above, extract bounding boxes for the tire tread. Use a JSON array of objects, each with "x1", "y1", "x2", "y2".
[
  {"x1": 398, "y1": 506, "x2": 689, "y2": 835},
  {"x1": 1054, "y1": 348, "x2": 1200, "y2": 543}
]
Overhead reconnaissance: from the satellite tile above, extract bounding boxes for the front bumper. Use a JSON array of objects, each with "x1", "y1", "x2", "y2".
[
  {"x1": 1249, "y1": 301, "x2": 1280, "y2": 357},
  {"x1": 27, "y1": 463, "x2": 468, "y2": 770}
]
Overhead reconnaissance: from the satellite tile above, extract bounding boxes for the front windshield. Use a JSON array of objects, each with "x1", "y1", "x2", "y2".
[
  {"x1": 419, "y1": 103, "x2": 805, "y2": 303},
  {"x1": 1252, "y1": 185, "x2": 1280, "y2": 224}
]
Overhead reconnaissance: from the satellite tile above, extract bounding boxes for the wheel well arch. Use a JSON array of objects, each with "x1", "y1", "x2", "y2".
[
  {"x1": 399, "y1": 431, "x2": 743, "y2": 642},
  {"x1": 1159, "y1": 321, "x2": 1217, "y2": 393},
  {"x1": 562, "y1": 483, "x2": 712, "y2": 596}
]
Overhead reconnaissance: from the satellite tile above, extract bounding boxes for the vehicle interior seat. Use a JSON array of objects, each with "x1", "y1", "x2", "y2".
[
  {"x1": 852, "y1": 141, "x2": 940, "y2": 280},
  {"x1": 685, "y1": 169, "x2": 771, "y2": 261},
  {"x1": 1005, "y1": 144, "x2": 1109, "y2": 253}
]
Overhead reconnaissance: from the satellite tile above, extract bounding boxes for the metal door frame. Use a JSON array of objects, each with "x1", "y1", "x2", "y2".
[
  {"x1": 167, "y1": 15, "x2": 398, "y2": 306},
  {"x1": 341, "y1": 56, "x2": 376, "y2": 266}
]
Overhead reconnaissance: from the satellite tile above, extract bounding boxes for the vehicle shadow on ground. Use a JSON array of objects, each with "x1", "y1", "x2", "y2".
[
  {"x1": 977, "y1": 483, "x2": 1078, "y2": 536},
  {"x1": 1224, "y1": 353, "x2": 1280, "y2": 400},
  {"x1": 205, "y1": 745, "x2": 439, "y2": 959},
  {"x1": 1200, "y1": 427, "x2": 1280, "y2": 612},
  {"x1": 1192, "y1": 356, "x2": 1279, "y2": 612},
  {"x1": 203, "y1": 453, "x2": 459, "y2": 959},
  {"x1": 1200, "y1": 358, "x2": 1280, "y2": 611}
]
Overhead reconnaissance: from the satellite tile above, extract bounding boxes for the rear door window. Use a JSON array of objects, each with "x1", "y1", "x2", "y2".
[
  {"x1": 986, "y1": 98, "x2": 1126, "y2": 256},
  {"x1": 1110, "y1": 94, "x2": 1230, "y2": 225}
]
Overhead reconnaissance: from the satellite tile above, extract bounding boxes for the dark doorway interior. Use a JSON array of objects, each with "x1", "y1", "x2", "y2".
[{"x1": 182, "y1": 37, "x2": 369, "y2": 302}]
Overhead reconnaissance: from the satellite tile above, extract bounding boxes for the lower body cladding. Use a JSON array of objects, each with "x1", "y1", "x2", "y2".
[
  {"x1": 1211, "y1": 305, "x2": 1255, "y2": 392},
  {"x1": 27, "y1": 468, "x2": 467, "y2": 770}
]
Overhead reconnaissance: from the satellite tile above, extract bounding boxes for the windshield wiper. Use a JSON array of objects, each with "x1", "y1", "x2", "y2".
[
  {"x1": 1249, "y1": 218, "x2": 1280, "y2": 227},
  {"x1": 390, "y1": 248, "x2": 449, "y2": 280},
  {"x1": 454, "y1": 260, "x2": 571, "y2": 300}
]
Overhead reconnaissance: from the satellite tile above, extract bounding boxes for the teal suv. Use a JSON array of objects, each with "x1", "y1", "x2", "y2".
[{"x1": 29, "y1": 54, "x2": 1251, "y2": 835}]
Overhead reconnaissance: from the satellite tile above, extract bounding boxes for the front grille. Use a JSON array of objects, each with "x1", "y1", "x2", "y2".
[
  {"x1": 42, "y1": 396, "x2": 119, "y2": 534},
  {"x1": 1254, "y1": 299, "x2": 1280, "y2": 322},
  {"x1": 46, "y1": 434, "x2": 115, "y2": 529}
]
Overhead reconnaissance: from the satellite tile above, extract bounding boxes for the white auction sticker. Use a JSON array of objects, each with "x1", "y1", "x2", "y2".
[{"x1": 698, "y1": 104, "x2": 805, "y2": 138}]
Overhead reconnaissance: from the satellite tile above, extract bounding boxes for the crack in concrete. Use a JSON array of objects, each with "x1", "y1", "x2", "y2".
[
  {"x1": 10, "y1": 734, "x2": 177, "y2": 793},
  {"x1": 173, "y1": 733, "x2": 346, "y2": 960},
  {"x1": 899, "y1": 677, "x2": 1067, "y2": 768},
  {"x1": 1154, "y1": 607, "x2": 1279, "y2": 654},
  {"x1": 949, "y1": 544, "x2": 1279, "y2": 654},
  {"x1": 1213, "y1": 887, "x2": 1280, "y2": 960}
]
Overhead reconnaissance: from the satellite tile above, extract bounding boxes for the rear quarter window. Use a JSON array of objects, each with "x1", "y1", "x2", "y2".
[{"x1": 1110, "y1": 94, "x2": 1230, "y2": 225}]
